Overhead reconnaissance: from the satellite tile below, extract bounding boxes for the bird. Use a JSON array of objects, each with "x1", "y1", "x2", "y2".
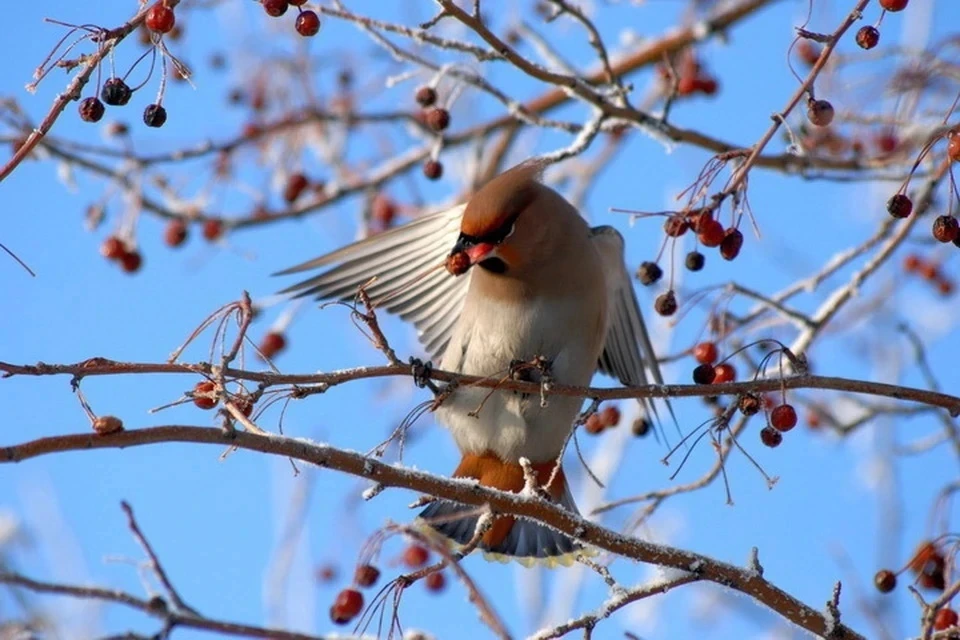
[{"x1": 276, "y1": 158, "x2": 669, "y2": 567}]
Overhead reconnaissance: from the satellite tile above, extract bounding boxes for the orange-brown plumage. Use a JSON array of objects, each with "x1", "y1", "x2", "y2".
[
  {"x1": 453, "y1": 452, "x2": 566, "y2": 548},
  {"x1": 460, "y1": 160, "x2": 547, "y2": 238}
]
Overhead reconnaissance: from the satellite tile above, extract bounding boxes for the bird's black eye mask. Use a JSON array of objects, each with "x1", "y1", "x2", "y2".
[{"x1": 455, "y1": 209, "x2": 521, "y2": 249}]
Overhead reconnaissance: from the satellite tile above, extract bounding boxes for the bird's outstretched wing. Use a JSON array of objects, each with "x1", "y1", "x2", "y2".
[
  {"x1": 276, "y1": 204, "x2": 470, "y2": 361},
  {"x1": 589, "y1": 225, "x2": 675, "y2": 430}
]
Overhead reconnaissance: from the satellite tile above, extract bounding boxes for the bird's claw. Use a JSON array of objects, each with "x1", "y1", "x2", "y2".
[{"x1": 409, "y1": 357, "x2": 433, "y2": 389}]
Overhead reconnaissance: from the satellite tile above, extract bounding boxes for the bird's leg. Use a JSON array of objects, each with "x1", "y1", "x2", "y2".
[{"x1": 533, "y1": 355, "x2": 554, "y2": 408}]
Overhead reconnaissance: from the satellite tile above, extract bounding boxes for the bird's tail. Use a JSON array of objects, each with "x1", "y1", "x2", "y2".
[{"x1": 416, "y1": 453, "x2": 585, "y2": 567}]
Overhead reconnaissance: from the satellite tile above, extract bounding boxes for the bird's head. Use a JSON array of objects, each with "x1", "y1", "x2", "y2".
[{"x1": 447, "y1": 159, "x2": 557, "y2": 277}]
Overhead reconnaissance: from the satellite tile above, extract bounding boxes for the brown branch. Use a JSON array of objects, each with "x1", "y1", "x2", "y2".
[
  {"x1": 0, "y1": 1, "x2": 181, "y2": 183},
  {"x1": 1, "y1": 424, "x2": 866, "y2": 640},
  {"x1": 0, "y1": 570, "x2": 324, "y2": 640},
  {"x1": 2, "y1": 358, "x2": 958, "y2": 416}
]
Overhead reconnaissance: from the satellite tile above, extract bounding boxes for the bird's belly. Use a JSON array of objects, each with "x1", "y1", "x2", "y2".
[{"x1": 435, "y1": 297, "x2": 602, "y2": 462}]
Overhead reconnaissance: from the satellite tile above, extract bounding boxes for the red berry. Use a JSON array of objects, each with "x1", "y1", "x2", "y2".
[
  {"x1": 903, "y1": 254, "x2": 921, "y2": 271},
  {"x1": 873, "y1": 569, "x2": 896, "y2": 593},
  {"x1": 876, "y1": 132, "x2": 898, "y2": 154},
  {"x1": 101, "y1": 236, "x2": 126, "y2": 260},
  {"x1": 202, "y1": 219, "x2": 224, "y2": 241},
  {"x1": 259, "y1": 332, "x2": 287, "y2": 359},
  {"x1": 886, "y1": 193, "x2": 912, "y2": 219},
  {"x1": 948, "y1": 129, "x2": 960, "y2": 163},
  {"x1": 330, "y1": 588, "x2": 364, "y2": 625},
  {"x1": 760, "y1": 426, "x2": 782, "y2": 448},
  {"x1": 426, "y1": 108, "x2": 451, "y2": 132},
  {"x1": 693, "y1": 342, "x2": 718, "y2": 364},
  {"x1": 193, "y1": 381, "x2": 217, "y2": 410},
  {"x1": 372, "y1": 194, "x2": 397, "y2": 227},
  {"x1": 289, "y1": 0, "x2": 307, "y2": 4},
  {"x1": 719, "y1": 228, "x2": 743, "y2": 261},
  {"x1": 79, "y1": 97, "x2": 105, "y2": 123},
  {"x1": 677, "y1": 75, "x2": 697, "y2": 96},
  {"x1": 145, "y1": 3, "x2": 176, "y2": 34},
  {"x1": 403, "y1": 544, "x2": 429, "y2": 568},
  {"x1": 263, "y1": 0, "x2": 288, "y2": 17},
  {"x1": 654, "y1": 291, "x2": 678, "y2": 316},
  {"x1": 713, "y1": 363, "x2": 736, "y2": 384},
  {"x1": 692, "y1": 363, "x2": 716, "y2": 385},
  {"x1": 697, "y1": 219, "x2": 725, "y2": 247},
  {"x1": 796, "y1": 41, "x2": 820, "y2": 66},
  {"x1": 879, "y1": 0, "x2": 908, "y2": 11},
  {"x1": 425, "y1": 571, "x2": 446, "y2": 593},
  {"x1": 855, "y1": 26, "x2": 879, "y2": 50},
  {"x1": 584, "y1": 413, "x2": 605, "y2": 434},
  {"x1": 295, "y1": 10, "x2": 321, "y2": 37},
  {"x1": 120, "y1": 250, "x2": 143, "y2": 274},
  {"x1": 599, "y1": 405, "x2": 621, "y2": 427},
  {"x1": 354, "y1": 564, "x2": 380, "y2": 588},
  {"x1": 697, "y1": 77, "x2": 718, "y2": 95},
  {"x1": 164, "y1": 220, "x2": 188, "y2": 247},
  {"x1": 284, "y1": 172, "x2": 310, "y2": 203},
  {"x1": 423, "y1": 160, "x2": 443, "y2": 180},
  {"x1": 807, "y1": 99, "x2": 835, "y2": 127},
  {"x1": 416, "y1": 86, "x2": 437, "y2": 107},
  {"x1": 770, "y1": 403, "x2": 798, "y2": 432},
  {"x1": 315, "y1": 564, "x2": 338, "y2": 583},
  {"x1": 935, "y1": 608, "x2": 959, "y2": 630},
  {"x1": 932, "y1": 215, "x2": 959, "y2": 243}
]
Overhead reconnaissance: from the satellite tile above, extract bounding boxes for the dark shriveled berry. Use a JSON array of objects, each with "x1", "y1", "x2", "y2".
[
  {"x1": 719, "y1": 228, "x2": 743, "y2": 261},
  {"x1": 874, "y1": 569, "x2": 896, "y2": 593},
  {"x1": 426, "y1": 108, "x2": 451, "y2": 132},
  {"x1": 143, "y1": 104, "x2": 167, "y2": 128},
  {"x1": 663, "y1": 216, "x2": 689, "y2": 237},
  {"x1": 354, "y1": 564, "x2": 381, "y2": 588},
  {"x1": 807, "y1": 99, "x2": 835, "y2": 127},
  {"x1": 932, "y1": 215, "x2": 959, "y2": 243},
  {"x1": 654, "y1": 290, "x2": 677, "y2": 316},
  {"x1": 760, "y1": 426, "x2": 783, "y2": 448},
  {"x1": 631, "y1": 417, "x2": 651, "y2": 437},
  {"x1": 415, "y1": 86, "x2": 437, "y2": 107},
  {"x1": 636, "y1": 261, "x2": 663, "y2": 285},
  {"x1": 101, "y1": 77, "x2": 132, "y2": 106},
  {"x1": 685, "y1": 250, "x2": 705, "y2": 271},
  {"x1": 692, "y1": 363, "x2": 716, "y2": 384},
  {"x1": 886, "y1": 193, "x2": 912, "y2": 219},
  {"x1": 423, "y1": 160, "x2": 443, "y2": 180},
  {"x1": 738, "y1": 393, "x2": 762, "y2": 416},
  {"x1": 856, "y1": 26, "x2": 879, "y2": 50},
  {"x1": 79, "y1": 97, "x2": 105, "y2": 123}
]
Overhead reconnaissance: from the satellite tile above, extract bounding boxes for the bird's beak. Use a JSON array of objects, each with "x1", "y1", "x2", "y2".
[{"x1": 451, "y1": 235, "x2": 496, "y2": 265}]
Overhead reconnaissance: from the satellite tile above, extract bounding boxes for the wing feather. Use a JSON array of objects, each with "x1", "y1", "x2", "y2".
[
  {"x1": 590, "y1": 226, "x2": 675, "y2": 431},
  {"x1": 276, "y1": 205, "x2": 470, "y2": 361}
]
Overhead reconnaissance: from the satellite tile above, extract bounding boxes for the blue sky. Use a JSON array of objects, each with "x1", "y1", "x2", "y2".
[{"x1": 3, "y1": 0, "x2": 960, "y2": 638}]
